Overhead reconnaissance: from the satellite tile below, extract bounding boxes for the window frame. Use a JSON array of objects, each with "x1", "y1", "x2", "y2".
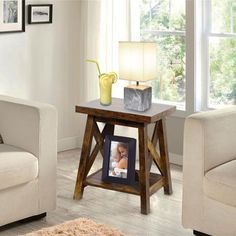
[{"x1": 202, "y1": 0, "x2": 236, "y2": 109}]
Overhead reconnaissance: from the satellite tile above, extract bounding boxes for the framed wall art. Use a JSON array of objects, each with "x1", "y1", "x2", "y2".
[
  {"x1": 0, "y1": 0, "x2": 25, "y2": 33},
  {"x1": 102, "y1": 135, "x2": 136, "y2": 185},
  {"x1": 28, "y1": 4, "x2": 53, "y2": 24}
]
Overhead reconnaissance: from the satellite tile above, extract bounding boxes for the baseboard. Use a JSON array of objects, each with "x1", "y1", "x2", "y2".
[
  {"x1": 57, "y1": 136, "x2": 82, "y2": 152},
  {"x1": 169, "y1": 153, "x2": 183, "y2": 166}
]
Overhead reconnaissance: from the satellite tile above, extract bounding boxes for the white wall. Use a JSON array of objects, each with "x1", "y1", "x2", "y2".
[
  {"x1": 0, "y1": 0, "x2": 185, "y2": 161},
  {"x1": 0, "y1": 0, "x2": 83, "y2": 151},
  {"x1": 166, "y1": 116, "x2": 185, "y2": 164}
]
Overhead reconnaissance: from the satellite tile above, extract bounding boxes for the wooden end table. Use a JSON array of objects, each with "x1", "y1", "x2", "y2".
[{"x1": 73, "y1": 98, "x2": 176, "y2": 214}]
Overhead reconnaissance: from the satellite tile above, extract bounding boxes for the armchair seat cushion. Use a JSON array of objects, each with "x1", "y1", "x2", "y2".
[
  {"x1": 0, "y1": 144, "x2": 38, "y2": 191},
  {"x1": 203, "y1": 159, "x2": 236, "y2": 207}
]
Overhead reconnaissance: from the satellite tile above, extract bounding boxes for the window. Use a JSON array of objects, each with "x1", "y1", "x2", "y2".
[
  {"x1": 205, "y1": 0, "x2": 236, "y2": 108},
  {"x1": 131, "y1": 0, "x2": 236, "y2": 114},
  {"x1": 138, "y1": 0, "x2": 186, "y2": 110}
]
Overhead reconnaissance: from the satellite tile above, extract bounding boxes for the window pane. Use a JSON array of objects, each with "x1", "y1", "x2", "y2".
[
  {"x1": 209, "y1": 37, "x2": 236, "y2": 107},
  {"x1": 140, "y1": 0, "x2": 185, "y2": 31},
  {"x1": 141, "y1": 34, "x2": 186, "y2": 108},
  {"x1": 139, "y1": 0, "x2": 186, "y2": 109},
  {"x1": 211, "y1": 0, "x2": 236, "y2": 33}
]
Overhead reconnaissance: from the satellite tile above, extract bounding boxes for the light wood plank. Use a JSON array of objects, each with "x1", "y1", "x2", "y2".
[{"x1": 0, "y1": 149, "x2": 192, "y2": 236}]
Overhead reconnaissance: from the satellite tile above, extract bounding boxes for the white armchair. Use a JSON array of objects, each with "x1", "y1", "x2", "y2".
[
  {"x1": 182, "y1": 107, "x2": 236, "y2": 236},
  {"x1": 0, "y1": 95, "x2": 57, "y2": 226}
]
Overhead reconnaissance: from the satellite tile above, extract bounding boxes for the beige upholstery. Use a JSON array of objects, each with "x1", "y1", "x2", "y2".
[
  {"x1": 0, "y1": 144, "x2": 38, "y2": 191},
  {"x1": 0, "y1": 95, "x2": 57, "y2": 226},
  {"x1": 203, "y1": 160, "x2": 236, "y2": 207},
  {"x1": 182, "y1": 106, "x2": 236, "y2": 236}
]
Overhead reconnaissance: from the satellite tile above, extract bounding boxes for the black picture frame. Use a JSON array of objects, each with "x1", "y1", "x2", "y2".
[
  {"x1": 28, "y1": 4, "x2": 53, "y2": 24},
  {"x1": 0, "y1": 0, "x2": 25, "y2": 33},
  {"x1": 102, "y1": 135, "x2": 136, "y2": 185}
]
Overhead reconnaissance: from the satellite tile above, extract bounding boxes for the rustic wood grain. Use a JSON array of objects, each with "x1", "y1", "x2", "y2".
[
  {"x1": 158, "y1": 118, "x2": 173, "y2": 194},
  {"x1": 85, "y1": 169, "x2": 140, "y2": 195},
  {"x1": 138, "y1": 125, "x2": 150, "y2": 214},
  {"x1": 146, "y1": 122, "x2": 159, "y2": 171},
  {"x1": 76, "y1": 98, "x2": 176, "y2": 123},
  {"x1": 148, "y1": 138, "x2": 163, "y2": 175},
  {"x1": 84, "y1": 123, "x2": 114, "y2": 177},
  {"x1": 73, "y1": 115, "x2": 94, "y2": 200},
  {"x1": 95, "y1": 117, "x2": 144, "y2": 128},
  {"x1": 73, "y1": 99, "x2": 175, "y2": 214}
]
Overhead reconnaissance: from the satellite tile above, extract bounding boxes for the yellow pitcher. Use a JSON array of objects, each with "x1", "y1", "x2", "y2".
[{"x1": 86, "y1": 60, "x2": 117, "y2": 106}]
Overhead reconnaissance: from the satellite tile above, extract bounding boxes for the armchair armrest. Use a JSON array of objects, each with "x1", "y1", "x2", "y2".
[
  {"x1": 0, "y1": 95, "x2": 57, "y2": 157},
  {"x1": 0, "y1": 95, "x2": 57, "y2": 211},
  {"x1": 182, "y1": 106, "x2": 236, "y2": 228},
  {"x1": 184, "y1": 106, "x2": 236, "y2": 173}
]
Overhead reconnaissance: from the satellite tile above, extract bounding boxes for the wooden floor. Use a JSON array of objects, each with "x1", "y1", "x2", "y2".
[{"x1": 0, "y1": 149, "x2": 192, "y2": 236}]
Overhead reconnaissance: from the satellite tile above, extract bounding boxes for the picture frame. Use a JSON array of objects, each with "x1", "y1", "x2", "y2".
[
  {"x1": 102, "y1": 135, "x2": 136, "y2": 185},
  {"x1": 0, "y1": 0, "x2": 25, "y2": 33},
  {"x1": 28, "y1": 4, "x2": 53, "y2": 24}
]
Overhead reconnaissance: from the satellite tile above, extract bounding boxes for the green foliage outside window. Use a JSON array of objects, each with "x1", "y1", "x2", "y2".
[
  {"x1": 210, "y1": 0, "x2": 236, "y2": 106},
  {"x1": 140, "y1": 0, "x2": 236, "y2": 108},
  {"x1": 140, "y1": 0, "x2": 186, "y2": 107},
  {"x1": 210, "y1": 38, "x2": 236, "y2": 105}
]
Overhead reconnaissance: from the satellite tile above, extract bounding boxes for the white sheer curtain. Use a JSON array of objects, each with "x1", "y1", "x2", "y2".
[
  {"x1": 78, "y1": 0, "x2": 141, "y2": 147},
  {"x1": 78, "y1": 0, "x2": 132, "y2": 102},
  {"x1": 78, "y1": 0, "x2": 101, "y2": 103}
]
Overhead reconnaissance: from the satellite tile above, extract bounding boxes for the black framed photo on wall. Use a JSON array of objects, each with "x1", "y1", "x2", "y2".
[
  {"x1": 102, "y1": 135, "x2": 136, "y2": 185},
  {"x1": 0, "y1": 0, "x2": 25, "y2": 33},
  {"x1": 28, "y1": 4, "x2": 53, "y2": 24}
]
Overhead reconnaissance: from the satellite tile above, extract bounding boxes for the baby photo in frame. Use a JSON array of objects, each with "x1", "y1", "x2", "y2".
[{"x1": 102, "y1": 135, "x2": 136, "y2": 185}]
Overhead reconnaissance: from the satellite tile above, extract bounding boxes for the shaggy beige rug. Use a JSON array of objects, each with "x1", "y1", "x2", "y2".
[{"x1": 22, "y1": 218, "x2": 127, "y2": 236}]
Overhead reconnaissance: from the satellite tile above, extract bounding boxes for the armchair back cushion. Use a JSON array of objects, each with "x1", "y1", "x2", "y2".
[{"x1": 0, "y1": 100, "x2": 39, "y2": 157}]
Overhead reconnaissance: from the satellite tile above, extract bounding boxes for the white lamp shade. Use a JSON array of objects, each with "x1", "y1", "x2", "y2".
[{"x1": 119, "y1": 42, "x2": 157, "y2": 82}]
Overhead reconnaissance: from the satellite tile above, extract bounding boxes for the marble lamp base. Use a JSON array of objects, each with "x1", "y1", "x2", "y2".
[{"x1": 124, "y1": 85, "x2": 152, "y2": 112}]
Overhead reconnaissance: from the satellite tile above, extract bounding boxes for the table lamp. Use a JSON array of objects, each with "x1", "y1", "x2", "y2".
[{"x1": 119, "y1": 41, "x2": 157, "y2": 112}]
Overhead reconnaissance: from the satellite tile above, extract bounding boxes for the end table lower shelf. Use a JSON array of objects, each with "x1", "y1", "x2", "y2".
[{"x1": 84, "y1": 169, "x2": 164, "y2": 196}]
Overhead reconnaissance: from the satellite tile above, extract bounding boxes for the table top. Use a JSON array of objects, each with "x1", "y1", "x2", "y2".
[{"x1": 75, "y1": 98, "x2": 176, "y2": 123}]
